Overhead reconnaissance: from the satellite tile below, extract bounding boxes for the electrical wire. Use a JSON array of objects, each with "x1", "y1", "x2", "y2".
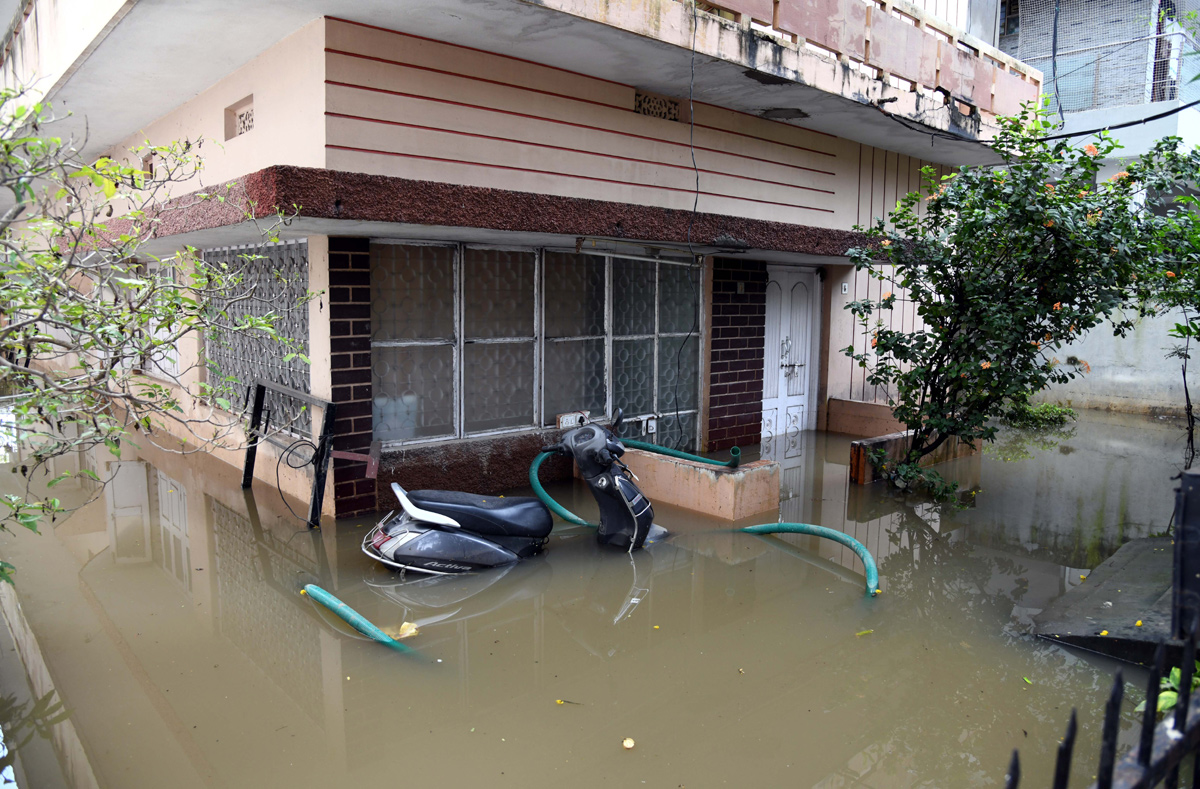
[
  {"x1": 669, "y1": 0, "x2": 702, "y2": 452},
  {"x1": 1040, "y1": 96, "x2": 1200, "y2": 141},
  {"x1": 1051, "y1": 0, "x2": 1065, "y2": 125},
  {"x1": 277, "y1": 436, "x2": 319, "y2": 524}
]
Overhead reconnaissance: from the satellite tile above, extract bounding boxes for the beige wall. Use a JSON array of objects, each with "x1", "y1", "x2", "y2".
[
  {"x1": 1, "y1": 0, "x2": 130, "y2": 100},
  {"x1": 323, "y1": 17, "x2": 943, "y2": 231},
  {"x1": 104, "y1": 18, "x2": 326, "y2": 197}
]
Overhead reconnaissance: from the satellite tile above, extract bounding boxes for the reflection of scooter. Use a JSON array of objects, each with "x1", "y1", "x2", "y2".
[
  {"x1": 362, "y1": 409, "x2": 657, "y2": 574},
  {"x1": 364, "y1": 561, "x2": 553, "y2": 628}
]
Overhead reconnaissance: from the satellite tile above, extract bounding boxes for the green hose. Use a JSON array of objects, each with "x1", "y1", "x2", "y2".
[
  {"x1": 528, "y1": 454, "x2": 881, "y2": 598},
  {"x1": 622, "y1": 438, "x2": 741, "y2": 469},
  {"x1": 530, "y1": 452, "x2": 598, "y2": 528},
  {"x1": 740, "y1": 524, "x2": 881, "y2": 597},
  {"x1": 302, "y1": 584, "x2": 416, "y2": 653}
]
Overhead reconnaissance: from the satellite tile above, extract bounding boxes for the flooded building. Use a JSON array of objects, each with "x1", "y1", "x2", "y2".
[{"x1": 2, "y1": 0, "x2": 1040, "y2": 515}]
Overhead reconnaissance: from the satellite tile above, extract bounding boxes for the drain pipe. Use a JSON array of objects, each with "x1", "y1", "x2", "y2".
[{"x1": 529, "y1": 453, "x2": 881, "y2": 597}]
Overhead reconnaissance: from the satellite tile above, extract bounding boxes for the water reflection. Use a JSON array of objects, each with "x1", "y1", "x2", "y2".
[{"x1": 0, "y1": 409, "x2": 1185, "y2": 787}]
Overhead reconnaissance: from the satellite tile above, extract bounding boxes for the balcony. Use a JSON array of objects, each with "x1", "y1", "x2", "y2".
[
  {"x1": 695, "y1": 0, "x2": 1041, "y2": 117},
  {"x1": 2, "y1": 0, "x2": 1042, "y2": 174}
]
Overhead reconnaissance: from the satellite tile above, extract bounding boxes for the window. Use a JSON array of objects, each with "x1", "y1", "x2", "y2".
[
  {"x1": 370, "y1": 244, "x2": 702, "y2": 449},
  {"x1": 1000, "y1": 0, "x2": 1019, "y2": 36}
]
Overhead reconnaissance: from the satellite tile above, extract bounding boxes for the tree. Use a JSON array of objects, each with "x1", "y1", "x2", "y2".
[
  {"x1": 843, "y1": 108, "x2": 1197, "y2": 496},
  {"x1": 0, "y1": 89, "x2": 307, "y2": 581}
]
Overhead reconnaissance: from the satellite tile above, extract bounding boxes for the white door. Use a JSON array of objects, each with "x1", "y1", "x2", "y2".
[
  {"x1": 105, "y1": 461, "x2": 151, "y2": 563},
  {"x1": 761, "y1": 267, "x2": 818, "y2": 459}
]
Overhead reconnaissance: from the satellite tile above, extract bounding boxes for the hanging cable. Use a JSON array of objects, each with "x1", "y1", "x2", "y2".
[
  {"x1": 670, "y1": 0, "x2": 702, "y2": 451},
  {"x1": 1040, "y1": 96, "x2": 1200, "y2": 141},
  {"x1": 1051, "y1": 0, "x2": 1065, "y2": 126},
  {"x1": 277, "y1": 436, "x2": 319, "y2": 524}
]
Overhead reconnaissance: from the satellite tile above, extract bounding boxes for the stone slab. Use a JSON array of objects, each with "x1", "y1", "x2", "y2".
[{"x1": 1032, "y1": 537, "x2": 1177, "y2": 666}]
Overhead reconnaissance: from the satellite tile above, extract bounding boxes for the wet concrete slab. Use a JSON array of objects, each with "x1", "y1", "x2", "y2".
[{"x1": 1032, "y1": 537, "x2": 1175, "y2": 665}]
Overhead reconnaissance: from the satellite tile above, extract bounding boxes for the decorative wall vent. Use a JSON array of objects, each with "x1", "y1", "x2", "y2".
[
  {"x1": 634, "y1": 90, "x2": 681, "y2": 121},
  {"x1": 224, "y1": 95, "x2": 254, "y2": 140}
]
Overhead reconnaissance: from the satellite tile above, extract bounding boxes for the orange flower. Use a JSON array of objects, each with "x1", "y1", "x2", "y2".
[
  {"x1": 1167, "y1": 271, "x2": 1177, "y2": 278},
  {"x1": 1084, "y1": 143, "x2": 1099, "y2": 156},
  {"x1": 1053, "y1": 302, "x2": 1061, "y2": 310},
  {"x1": 1044, "y1": 333, "x2": 1052, "y2": 341},
  {"x1": 980, "y1": 361, "x2": 992, "y2": 370},
  {"x1": 1044, "y1": 183, "x2": 1056, "y2": 192},
  {"x1": 881, "y1": 239, "x2": 892, "y2": 247},
  {"x1": 1031, "y1": 341, "x2": 1040, "y2": 348},
  {"x1": 1044, "y1": 219, "x2": 1055, "y2": 228},
  {"x1": 882, "y1": 291, "x2": 893, "y2": 300},
  {"x1": 871, "y1": 337, "x2": 878, "y2": 348},
  {"x1": 1109, "y1": 171, "x2": 1129, "y2": 182},
  {"x1": 1078, "y1": 190, "x2": 1089, "y2": 197}
]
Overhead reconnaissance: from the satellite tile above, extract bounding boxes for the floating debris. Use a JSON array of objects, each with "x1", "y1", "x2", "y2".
[{"x1": 622, "y1": 738, "x2": 636, "y2": 750}]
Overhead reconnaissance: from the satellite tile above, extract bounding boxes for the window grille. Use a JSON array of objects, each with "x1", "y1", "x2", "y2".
[
  {"x1": 204, "y1": 240, "x2": 311, "y2": 434},
  {"x1": 370, "y1": 244, "x2": 703, "y2": 450}
]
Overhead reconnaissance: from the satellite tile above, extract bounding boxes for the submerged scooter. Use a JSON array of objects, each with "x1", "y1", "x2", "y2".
[{"x1": 362, "y1": 409, "x2": 656, "y2": 574}]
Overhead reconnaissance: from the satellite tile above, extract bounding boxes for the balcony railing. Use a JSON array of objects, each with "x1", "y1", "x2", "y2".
[{"x1": 694, "y1": 0, "x2": 1042, "y2": 117}]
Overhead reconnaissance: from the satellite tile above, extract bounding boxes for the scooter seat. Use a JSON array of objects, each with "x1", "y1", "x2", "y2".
[{"x1": 406, "y1": 491, "x2": 553, "y2": 539}]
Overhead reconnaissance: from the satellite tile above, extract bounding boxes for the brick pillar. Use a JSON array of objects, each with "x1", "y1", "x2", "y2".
[
  {"x1": 328, "y1": 237, "x2": 375, "y2": 517},
  {"x1": 707, "y1": 259, "x2": 766, "y2": 451}
]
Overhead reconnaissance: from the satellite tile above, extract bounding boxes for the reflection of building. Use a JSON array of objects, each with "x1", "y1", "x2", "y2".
[{"x1": 1, "y1": 0, "x2": 1044, "y2": 512}]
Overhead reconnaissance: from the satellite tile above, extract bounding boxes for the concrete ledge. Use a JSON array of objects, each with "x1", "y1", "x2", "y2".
[
  {"x1": 620, "y1": 448, "x2": 780, "y2": 521},
  {"x1": 849, "y1": 430, "x2": 979, "y2": 485},
  {"x1": 1032, "y1": 538, "x2": 1176, "y2": 666}
]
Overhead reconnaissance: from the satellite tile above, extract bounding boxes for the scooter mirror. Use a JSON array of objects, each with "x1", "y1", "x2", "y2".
[{"x1": 611, "y1": 407, "x2": 624, "y2": 435}]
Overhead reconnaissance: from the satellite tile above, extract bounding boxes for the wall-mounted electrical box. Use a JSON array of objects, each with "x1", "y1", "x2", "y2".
[{"x1": 556, "y1": 411, "x2": 590, "y2": 429}]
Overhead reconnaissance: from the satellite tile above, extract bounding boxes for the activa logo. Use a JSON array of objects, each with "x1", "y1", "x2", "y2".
[{"x1": 426, "y1": 560, "x2": 472, "y2": 571}]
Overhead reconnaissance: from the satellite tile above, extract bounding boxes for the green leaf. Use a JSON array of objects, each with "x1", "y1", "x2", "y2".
[{"x1": 1023, "y1": 677, "x2": 1033, "y2": 684}]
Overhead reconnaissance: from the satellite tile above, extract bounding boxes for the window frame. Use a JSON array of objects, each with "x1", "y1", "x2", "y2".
[{"x1": 370, "y1": 241, "x2": 705, "y2": 449}]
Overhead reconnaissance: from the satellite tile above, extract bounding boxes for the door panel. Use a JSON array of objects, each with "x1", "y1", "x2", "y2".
[{"x1": 761, "y1": 267, "x2": 819, "y2": 436}]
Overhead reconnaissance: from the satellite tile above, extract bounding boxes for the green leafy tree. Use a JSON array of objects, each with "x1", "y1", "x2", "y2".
[
  {"x1": 0, "y1": 89, "x2": 307, "y2": 580},
  {"x1": 1146, "y1": 205, "x2": 1200, "y2": 470},
  {"x1": 843, "y1": 108, "x2": 1198, "y2": 496}
]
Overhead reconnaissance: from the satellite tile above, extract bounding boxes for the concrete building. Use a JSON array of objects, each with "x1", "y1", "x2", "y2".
[
  {"x1": 997, "y1": 0, "x2": 1198, "y2": 415},
  {"x1": 2, "y1": 0, "x2": 1041, "y2": 516}
]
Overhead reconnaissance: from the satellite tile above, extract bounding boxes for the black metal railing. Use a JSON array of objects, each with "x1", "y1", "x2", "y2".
[{"x1": 1005, "y1": 469, "x2": 1200, "y2": 788}]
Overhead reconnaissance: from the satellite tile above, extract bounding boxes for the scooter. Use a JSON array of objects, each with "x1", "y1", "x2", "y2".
[{"x1": 362, "y1": 409, "x2": 656, "y2": 574}]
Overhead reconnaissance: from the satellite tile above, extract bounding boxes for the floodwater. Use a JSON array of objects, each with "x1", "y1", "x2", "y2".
[{"x1": 0, "y1": 409, "x2": 1189, "y2": 788}]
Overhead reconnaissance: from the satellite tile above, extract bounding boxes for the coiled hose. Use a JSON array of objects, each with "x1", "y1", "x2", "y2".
[{"x1": 529, "y1": 449, "x2": 881, "y2": 597}]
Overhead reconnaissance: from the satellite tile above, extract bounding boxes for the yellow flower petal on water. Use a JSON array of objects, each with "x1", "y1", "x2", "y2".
[
  {"x1": 1100, "y1": 630, "x2": 1109, "y2": 636},
  {"x1": 556, "y1": 699, "x2": 565, "y2": 705},
  {"x1": 1136, "y1": 620, "x2": 1143, "y2": 627}
]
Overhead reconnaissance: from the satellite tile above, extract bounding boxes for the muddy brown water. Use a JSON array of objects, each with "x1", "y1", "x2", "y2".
[{"x1": 0, "y1": 410, "x2": 1188, "y2": 787}]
